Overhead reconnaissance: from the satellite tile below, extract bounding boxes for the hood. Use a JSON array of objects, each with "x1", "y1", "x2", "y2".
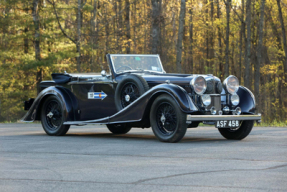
[{"x1": 138, "y1": 73, "x2": 222, "y2": 94}]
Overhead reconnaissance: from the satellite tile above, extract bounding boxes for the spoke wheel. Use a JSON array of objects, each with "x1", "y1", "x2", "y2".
[
  {"x1": 115, "y1": 74, "x2": 149, "y2": 111},
  {"x1": 150, "y1": 94, "x2": 187, "y2": 143},
  {"x1": 41, "y1": 96, "x2": 70, "y2": 136},
  {"x1": 45, "y1": 100, "x2": 62, "y2": 131},
  {"x1": 156, "y1": 102, "x2": 177, "y2": 136},
  {"x1": 120, "y1": 82, "x2": 140, "y2": 108}
]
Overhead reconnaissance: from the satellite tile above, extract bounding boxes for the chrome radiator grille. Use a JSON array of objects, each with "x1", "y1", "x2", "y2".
[{"x1": 206, "y1": 95, "x2": 221, "y2": 114}]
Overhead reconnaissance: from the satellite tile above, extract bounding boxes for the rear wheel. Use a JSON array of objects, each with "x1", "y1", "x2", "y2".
[
  {"x1": 41, "y1": 96, "x2": 70, "y2": 136},
  {"x1": 218, "y1": 120, "x2": 254, "y2": 140},
  {"x1": 150, "y1": 94, "x2": 187, "y2": 143},
  {"x1": 106, "y1": 124, "x2": 132, "y2": 134}
]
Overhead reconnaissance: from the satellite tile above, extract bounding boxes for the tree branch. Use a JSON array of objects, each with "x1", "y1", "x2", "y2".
[
  {"x1": 232, "y1": 6, "x2": 245, "y2": 24},
  {"x1": 47, "y1": 0, "x2": 77, "y2": 45}
]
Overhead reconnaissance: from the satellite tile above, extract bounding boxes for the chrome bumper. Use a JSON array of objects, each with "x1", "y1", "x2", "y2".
[{"x1": 186, "y1": 114, "x2": 261, "y2": 122}]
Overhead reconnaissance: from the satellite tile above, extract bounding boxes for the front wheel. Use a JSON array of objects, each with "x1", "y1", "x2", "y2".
[
  {"x1": 218, "y1": 120, "x2": 254, "y2": 140},
  {"x1": 41, "y1": 96, "x2": 70, "y2": 136},
  {"x1": 150, "y1": 94, "x2": 187, "y2": 143},
  {"x1": 106, "y1": 124, "x2": 132, "y2": 134}
]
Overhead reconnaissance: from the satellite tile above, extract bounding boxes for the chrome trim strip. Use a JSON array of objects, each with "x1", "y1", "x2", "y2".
[
  {"x1": 64, "y1": 117, "x2": 109, "y2": 125},
  {"x1": 186, "y1": 114, "x2": 261, "y2": 121},
  {"x1": 64, "y1": 119, "x2": 141, "y2": 125}
]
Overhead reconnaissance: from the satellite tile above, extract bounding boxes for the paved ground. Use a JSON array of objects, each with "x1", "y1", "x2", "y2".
[{"x1": 0, "y1": 123, "x2": 286, "y2": 192}]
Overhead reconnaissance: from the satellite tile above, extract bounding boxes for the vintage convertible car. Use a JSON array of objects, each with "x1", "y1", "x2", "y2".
[{"x1": 22, "y1": 54, "x2": 261, "y2": 142}]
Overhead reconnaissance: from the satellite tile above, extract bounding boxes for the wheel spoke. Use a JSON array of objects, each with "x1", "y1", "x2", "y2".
[
  {"x1": 45, "y1": 100, "x2": 63, "y2": 131},
  {"x1": 156, "y1": 102, "x2": 177, "y2": 135},
  {"x1": 121, "y1": 82, "x2": 140, "y2": 108}
]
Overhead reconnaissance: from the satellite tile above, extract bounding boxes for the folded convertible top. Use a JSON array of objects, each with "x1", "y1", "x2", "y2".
[{"x1": 51, "y1": 73, "x2": 71, "y2": 84}]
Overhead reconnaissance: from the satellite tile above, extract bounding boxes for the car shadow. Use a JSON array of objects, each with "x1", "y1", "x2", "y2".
[
  {"x1": 17, "y1": 129, "x2": 245, "y2": 143},
  {"x1": 62, "y1": 132, "x2": 239, "y2": 144},
  {"x1": 65, "y1": 132, "x2": 157, "y2": 141}
]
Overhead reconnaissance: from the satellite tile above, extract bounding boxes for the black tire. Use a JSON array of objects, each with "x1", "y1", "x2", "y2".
[
  {"x1": 115, "y1": 74, "x2": 149, "y2": 111},
  {"x1": 106, "y1": 124, "x2": 132, "y2": 134},
  {"x1": 41, "y1": 96, "x2": 70, "y2": 136},
  {"x1": 150, "y1": 94, "x2": 187, "y2": 143},
  {"x1": 218, "y1": 120, "x2": 254, "y2": 140}
]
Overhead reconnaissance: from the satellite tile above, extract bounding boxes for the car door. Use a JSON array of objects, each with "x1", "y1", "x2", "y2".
[{"x1": 70, "y1": 76, "x2": 118, "y2": 121}]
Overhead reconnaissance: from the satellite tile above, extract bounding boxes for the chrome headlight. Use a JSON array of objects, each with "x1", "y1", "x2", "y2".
[
  {"x1": 190, "y1": 76, "x2": 207, "y2": 95},
  {"x1": 223, "y1": 75, "x2": 239, "y2": 95},
  {"x1": 201, "y1": 95, "x2": 211, "y2": 106},
  {"x1": 231, "y1": 94, "x2": 240, "y2": 106}
]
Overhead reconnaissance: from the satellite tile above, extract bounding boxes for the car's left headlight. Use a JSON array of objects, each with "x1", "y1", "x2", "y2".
[
  {"x1": 223, "y1": 75, "x2": 239, "y2": 95},
  {"x1": 190, "y1": 76, "x2": 207, "y2": 95}
]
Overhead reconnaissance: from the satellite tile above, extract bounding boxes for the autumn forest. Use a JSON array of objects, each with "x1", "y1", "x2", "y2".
[{"x1": 0, "y1": 0, "x2": 286, "y2": 124}]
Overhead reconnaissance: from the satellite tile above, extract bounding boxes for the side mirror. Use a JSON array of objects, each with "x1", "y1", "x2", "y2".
[{"x1": 101, "y1": 70, "x2": 106, "y2": 77}]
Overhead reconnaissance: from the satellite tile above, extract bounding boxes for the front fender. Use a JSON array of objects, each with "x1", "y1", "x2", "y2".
[
  {"x1": 148, "y1": 83, "x2": 198, "y2": 113},
  {"x1": 106, "y1": 83, "x2": 198, "y2": 124},
  {"x1": 21, "y1": 86, "x2": 77, "y2": 122},
  {"x1": 237, "y1": 86, "x2": 256, "y2": 114}
]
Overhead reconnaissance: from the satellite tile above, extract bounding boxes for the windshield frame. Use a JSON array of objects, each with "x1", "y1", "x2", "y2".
[{"x1": 109, "y1": 54, "x2": 165, "y2": 75}]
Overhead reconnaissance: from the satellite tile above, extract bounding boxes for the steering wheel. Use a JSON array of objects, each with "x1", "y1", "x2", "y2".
[{"x1": 116, "y1": 65, "x2": 133, "y2": 72}]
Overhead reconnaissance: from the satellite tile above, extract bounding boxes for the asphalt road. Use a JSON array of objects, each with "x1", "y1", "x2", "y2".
[{"x1": 0, "y1": 123, "x2": 286, "y2": 192}]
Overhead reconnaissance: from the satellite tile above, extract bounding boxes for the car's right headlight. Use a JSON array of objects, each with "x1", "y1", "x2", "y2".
[
  {"x1": 223, "y1": 75, "x2": 239, "y2": 95},
  {"x1": 190, "y1": 76, "x2": 207, "y2": 95}
]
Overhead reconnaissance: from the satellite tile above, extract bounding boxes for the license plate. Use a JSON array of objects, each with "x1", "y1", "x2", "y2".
[{"x1": 216, "y1": 120, "x2": 240, "y2": 128}]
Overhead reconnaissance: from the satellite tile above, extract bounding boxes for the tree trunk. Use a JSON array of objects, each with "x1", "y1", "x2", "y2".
[
  {"x1": 24, "y1": 6, "x2": 29, "y2": 54},
  {"x1": 32, "y1": 0, "x2": 41, "y2": 61},
  {"x1": 210, "y1": 0, "x2": 214, "y2": 74},
  {"x1": 255, "y1": 0, "x2": 265, "y2": 113},
  {"x1": 216, "y1": 0, "x2": 223, "y2": 80},
  {"x1": 144, "y1": 0, "x2": 147, "y2": 53},
  {"x1": 77, "y1": 0, "x2": 82, "y2": 72},
  {"x1": 205, "y1": 0, "x2": 209, "y2": 73},
  {"x1": 189, "y1": 8, "x2": 193, "y2": 73},
  {"x1": 125, "y1": 0, "x2": 131, "y2": 53},
  {"x1": 151, "y1": 0, "x2": 161, "y2": 54},
  {"x1": 224, "y1": 0, "x2": 231, "y2": 78},
  {"x1": 175, "y1": 0, "x2": 186, "y2": 73},
  {"x1": 24, "y1": 27, "x2": 29, "y2": 54},
  {"x1": 118, "y1": 0, "x2": 122, "y2": 30},
  {"x1": 133, "y1": 1, "x2": 137, "y2": 53},
  {"x1": 276, "y1": 0, "x2": 287, "y2": 114},
  {"x1": 244, "y1": 0, "x2": 252, "y2": 88},
  {"x1": 91, "y1": 0, "x2": 97, "y2": 70},
  {"x1": 32, "y1": 0, "x2": 42, "y2": 88},
  {"x1": 238, "y1": 0, "x2": 245, "y2": 84},
  {"x1": 105, "y1": 3, "x2": 109, "y2": 55}
]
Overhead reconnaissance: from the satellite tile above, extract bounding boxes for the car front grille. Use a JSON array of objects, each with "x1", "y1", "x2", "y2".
[{"x1": 206, "y1": 94, "x2": 222, "y2": 114}]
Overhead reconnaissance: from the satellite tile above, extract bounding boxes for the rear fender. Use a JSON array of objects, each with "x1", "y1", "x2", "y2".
[{"x1": 21, "y1": 86, "x2": 77, "y2": 122}]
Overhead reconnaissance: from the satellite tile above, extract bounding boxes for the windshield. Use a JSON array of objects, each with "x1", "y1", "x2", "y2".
[{"x1": 110, "y1": 55, "x2": 164, "y2": 74}]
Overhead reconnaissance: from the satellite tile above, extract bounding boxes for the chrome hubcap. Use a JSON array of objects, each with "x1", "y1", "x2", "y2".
[
  {"x1": 47, "y1": 112, "x2": 54, "y2": 118},
  {"x1": 125, "y1": 95, "x2": 130, "y2": 102},
  {"x1": 160, "y1": 113, "x2": 166, "y2": 126}
]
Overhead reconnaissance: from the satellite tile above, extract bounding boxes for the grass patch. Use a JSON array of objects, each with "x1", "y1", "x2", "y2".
[{"x1": 255, "y1": 120, "x2": 287, "y2": 127}]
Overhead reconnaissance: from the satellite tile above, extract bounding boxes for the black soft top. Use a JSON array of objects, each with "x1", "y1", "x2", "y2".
[{"x1": 51, "y1": 73, "x2": 71, "y2": 84}]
